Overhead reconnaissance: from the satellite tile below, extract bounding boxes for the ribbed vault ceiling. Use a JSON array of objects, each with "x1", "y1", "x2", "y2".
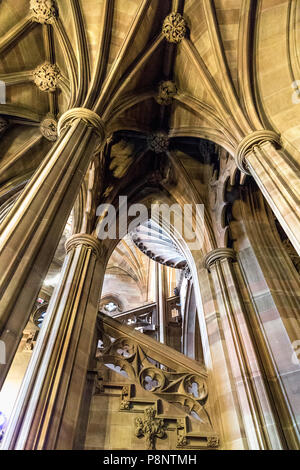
[{"x1": 0, "y1": 0, "x2": 299, "y2": 210}]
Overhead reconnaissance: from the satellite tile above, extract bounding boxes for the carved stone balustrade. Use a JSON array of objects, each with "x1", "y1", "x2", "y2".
[{"x1": 97, "y1": 313, "x2": 215, "y2": 433}]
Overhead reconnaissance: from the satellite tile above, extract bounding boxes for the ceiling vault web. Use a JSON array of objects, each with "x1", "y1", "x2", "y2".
[{"x1": 0, "y1": 0, "x2": 299, "y2": 235}]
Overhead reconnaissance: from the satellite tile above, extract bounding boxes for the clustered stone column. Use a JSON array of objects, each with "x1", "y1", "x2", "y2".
[
  {"x1": 2, "y1": 234, "x2": 105, "y2": 450},
  {"x1": 235, "y1": 130, "x2": 300, "y2": 255},
  {"x1": 204, "y1": 248, "x2": 284, "y2": 450},
  {"x1": 0, "y1": 108, "x2": 105, "y2": 388}
]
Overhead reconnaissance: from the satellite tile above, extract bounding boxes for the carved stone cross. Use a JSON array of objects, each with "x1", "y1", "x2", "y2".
[{"x1": 135, "y1": 407, "x2": 165, "y2": 450}]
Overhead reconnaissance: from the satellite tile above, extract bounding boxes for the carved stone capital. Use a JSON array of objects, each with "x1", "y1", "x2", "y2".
[
  {"x1": 162, "y1": 12, "x2": 187, "y2": 43},
  {"x1": 147, "y1": 131, "x2": 169, "y2": 154},
  {"x1": 235, "y1": 130, "x2": 280, "y2": 175},
  {"x1": 33, "y1": 62, "x2": 61, "y2": 92},
  {"x1": 204, "y1": 248, "x2": 236, "y2": 270},
  {"x1": 65, "y1": 234, "x2": 103, "y2": 259},
  {"x1": 156, "y1": 81, "x2": 177, "y2": 105},
  {"x1": 30, "y1": 0, "x2": 58, "y2": 24},
  {"x1": 40, "y1": 116, "x2": 57, "y2": 141},
  {"x1": 57, "y1": 108, "x2": 106, "y2": 143}
]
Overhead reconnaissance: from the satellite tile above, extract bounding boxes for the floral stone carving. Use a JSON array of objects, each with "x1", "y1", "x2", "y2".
[
  {"x1": 40, "y1": 117, "x2": 57, "y2": 141},
  {"x1": 207, "y1": 435, "x2": 219, "y2": 448},
  {"x1": 30, "y1": 0, "x2": 58, "y2": 24},
  {"x1": 135, "y1": 407, "x2": 165, "y2": 450},
  {"x1": 147, "y1": 132, "x2": 169, "y2": 154},
  {"x1": 162, "y1": 13, "x2": 186, "y2": 43},
  {"x1": 33, "y1": 62, "x2": 61, "y2": 92},
  {"x1": 156, "y1": 81, "x2": 177, "y2": 106}
]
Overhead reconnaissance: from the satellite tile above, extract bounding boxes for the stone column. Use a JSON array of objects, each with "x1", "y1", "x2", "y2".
[
  {"x1": 234, "y1": 189, "x2": 300, "y2": 449},
  {"x1": 2, "y1": 234, "x2": 105, "y2": 450},
  {"x1": 235, "y1": 130, "x2": 300, "y2": 255},
  {"x1": 204, "y1": 248, "x2": 284, "y2": 450},
  {"x1": 156, "y1": 264, "x2": 167, "y2": 344},
  {"x1": 0, "y1": 108, "x2": 105, "y2": 388}
]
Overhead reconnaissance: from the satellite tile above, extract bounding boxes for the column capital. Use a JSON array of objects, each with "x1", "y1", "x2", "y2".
[
  {"x1": 65, "y1": 234, "x2": 103, "y2": 259},
  {"x1": 58, "y1": 108, "x2": 106, "y2": 142},
  {"x1": 204, "y1": 248, "x2": 236, "y2": 270},
  {"x1": 235, "y1": 130, "x2": 281, "y2": 175}
]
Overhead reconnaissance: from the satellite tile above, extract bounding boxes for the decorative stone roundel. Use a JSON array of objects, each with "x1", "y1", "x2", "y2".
[
  {"x1": 33, "y1": 62, "x2": 61, "y2": 92},
  {"x1": 40, "y1": 117, "x2": 57, "y2": 141},
  {"x1": 162, "y1": 12, "x2": 186, "y2": 44},
  {"x1": 30, "y1": 0, "x2": 58, "y2": 24},
  {"x1": 147, "y1": 131, "x2": 169, "y2": 154},
  {"x1": 156, "y1": 81, "x2": 177, "y2": 106}
]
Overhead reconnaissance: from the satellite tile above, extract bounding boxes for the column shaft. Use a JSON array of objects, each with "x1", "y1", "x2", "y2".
[
  {"x1": 0, "y1": 113, "x2": 103, "y2": 387},
  {"x1": 157, "y1": 264, "x2": 167, "y2": 344},
  {"x1": 2, "y1": 234, "x2": 105, "y2": 449},
  {"x1": 205, "y1": 249, "x2": 284, "y2": 449},
  {"x1": 246, "y1": 142, "x2": 300, "y2": 255},
  {"x1": 236, "y1": 132, "x2": 300, "y2": 256}
]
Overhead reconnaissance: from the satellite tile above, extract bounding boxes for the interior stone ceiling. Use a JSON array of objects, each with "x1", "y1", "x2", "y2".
[
  {"x1": 0, "y1": 0, "x2": 300, "y2": 191},
  {"x1": 0, "y1": 0, "x2": 299, "y2": 248}
]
